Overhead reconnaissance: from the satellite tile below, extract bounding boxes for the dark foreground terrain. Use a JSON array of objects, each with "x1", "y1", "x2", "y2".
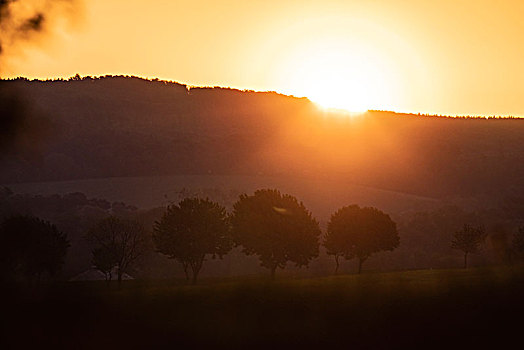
[{"x1": 3, "y1": 266, "x2": 524, "y2": 349}]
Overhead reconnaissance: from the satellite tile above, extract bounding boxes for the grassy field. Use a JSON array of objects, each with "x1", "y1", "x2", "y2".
[{"x1": 4, "y1": 266, "x2": 524, "y2": 349}]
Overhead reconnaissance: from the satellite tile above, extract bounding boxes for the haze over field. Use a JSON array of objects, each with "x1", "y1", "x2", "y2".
[
  {"x1": 1, "y1": 76, "x2": 522, "y2": 282},
  {"x1": 2, "y1": 77, "x2": 523, "y2": 201}
]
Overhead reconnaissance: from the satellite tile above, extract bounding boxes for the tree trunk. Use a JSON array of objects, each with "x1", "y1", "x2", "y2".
[
  {"x1": 190, "y1": 256, "x2": 204, "y2": 285},
  {"x1": 117, "y1": 269, "x2": 123, "y2": 288},
  {"x1": 191, "y1": 267, "x2": 200, "y2": 285},
  {"x1": 270, "y1": 265, "x2": 277, "y2": 280},
  {"x1": 334, "y1": 255, "x2": 340, "y2": 275},
  {"x1": 358, "y1": 257, "x2": 364, "y2": 274},
  {"x1": 464, "y1": 252, "x2": 468, "y2": 269},
  {"x1": 182, "y1": 262, "x2": 190, "y2": 281}
]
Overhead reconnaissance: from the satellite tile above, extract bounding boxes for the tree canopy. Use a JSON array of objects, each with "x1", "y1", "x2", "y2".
[
  {"x1": 324, "y1": 205, "x2": 399, "y2": 274},
  {"x1": 230, "y1": 189, "x2": 321, "y2": 279},
  {"x1": 0, "y1": 215, "x2": 69, "y2": 282},
  {"x1": 153, "y1": 197, "x2": 231, "y2": 284}
]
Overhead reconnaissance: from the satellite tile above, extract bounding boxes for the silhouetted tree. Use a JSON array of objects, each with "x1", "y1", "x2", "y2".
[
  {"x1": 231, "y1": 189, "x2": 321, "y2": 279},
  {"x1": 0, "y1": 215, "x2": 69, "y2": 283},
  {"x1": 324, "y1": 205, "x2": 399, "y2": 274},
  {"x1": 451, "y1": 224, "x2": 485, "y2": 268},
  {"x1": 153, "y1": 198, "x2": 231, "y2": 284},
  {"x1": 86, "y1": 216, "x2": 147, "y2": 285}
]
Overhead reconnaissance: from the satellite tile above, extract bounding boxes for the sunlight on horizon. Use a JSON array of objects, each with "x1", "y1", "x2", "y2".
[
  {"x1": 3, "y1": 1, "x2": 524, "y2": 116},
  {"x1": 293, "y1": 46, "x2": 389, "y2": 112},
  {"x1": 267, "y1": 25, "x2": 404, "y2": 113},
  {"x1": 281, "y1": 46, "x2": 394, "y2": 113}
]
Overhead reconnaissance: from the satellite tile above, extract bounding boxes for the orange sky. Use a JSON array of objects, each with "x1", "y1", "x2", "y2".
[{"x1": 3, "y1": 0, "x2": 524, "y2": 116}]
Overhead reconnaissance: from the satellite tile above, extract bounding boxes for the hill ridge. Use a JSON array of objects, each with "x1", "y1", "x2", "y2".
[{"x1": 1, "y1": 76, "x2": 523, "y2": 200}]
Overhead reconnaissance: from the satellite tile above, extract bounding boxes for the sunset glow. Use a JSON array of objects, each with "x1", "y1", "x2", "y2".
[
  {"x1": 2, "y1": 0, "x2": 524, "y2": 116},
  {"x1": 1, "y1": 1, "x2": 523, "y2": 346},
  {"x1": 275, "y1": 39, "x2": 395, "y2": 112}
]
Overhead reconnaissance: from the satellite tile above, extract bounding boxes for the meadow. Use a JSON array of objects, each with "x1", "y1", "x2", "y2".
[{"x1": 5, "y1": 266, "x2": 523, "y2": 349}]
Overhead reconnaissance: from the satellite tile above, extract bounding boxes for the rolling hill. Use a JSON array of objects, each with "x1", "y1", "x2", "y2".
[{"x1": 1, "y1": 76, "x2": 523, "y2": 202}]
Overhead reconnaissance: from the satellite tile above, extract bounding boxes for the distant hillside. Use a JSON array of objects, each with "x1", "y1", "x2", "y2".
[{"x1": 1, "y1": 76, "x2": 523, "y2": 199}]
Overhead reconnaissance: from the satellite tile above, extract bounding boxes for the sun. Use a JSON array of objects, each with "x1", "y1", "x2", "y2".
[
  {"x1": 298, "y1": 50, "x2": 376, "y2": 112},
  {"x1": 274, "y1": 38, "x2": 394, "y2": 113}
]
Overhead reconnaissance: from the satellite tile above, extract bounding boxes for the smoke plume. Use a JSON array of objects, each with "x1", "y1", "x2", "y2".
[
  {"x1": 1, "y1": 0, "x2": 78, "y2": 153},
  {"x1": 0, "y1": 0, "x2": 79, "y2": 64}
]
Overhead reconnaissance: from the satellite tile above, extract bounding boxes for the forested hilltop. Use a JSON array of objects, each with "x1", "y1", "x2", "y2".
[{"x1": 1, "y1": 76, "x2": 523, "y2": 199}]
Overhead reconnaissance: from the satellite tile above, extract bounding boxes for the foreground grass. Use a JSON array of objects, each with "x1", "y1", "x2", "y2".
[{"x1": 4, "y1": 266, "x2": 524, "y2": 349}]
